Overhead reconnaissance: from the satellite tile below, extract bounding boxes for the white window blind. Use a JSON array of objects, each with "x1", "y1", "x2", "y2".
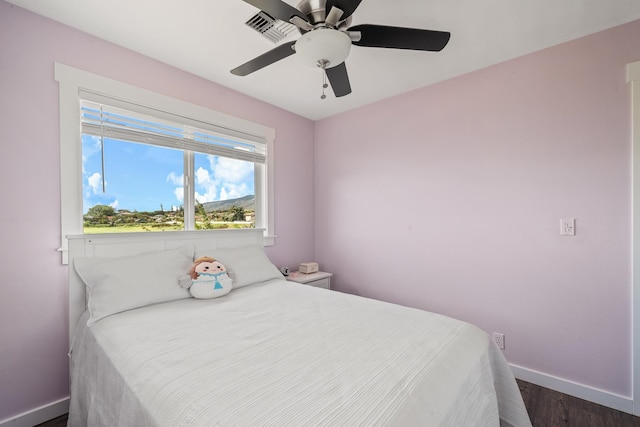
[{"x1": 79, "y1": 89, "x2": 266, "y2": 164}]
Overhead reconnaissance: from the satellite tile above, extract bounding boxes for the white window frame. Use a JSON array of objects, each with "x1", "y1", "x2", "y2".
[{"x1": 55, "y1": 63, "x2": 275, "y2": 264}]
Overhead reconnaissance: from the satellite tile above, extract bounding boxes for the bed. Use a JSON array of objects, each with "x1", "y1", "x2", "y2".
[{"x1": 66, "y1": 229, "x2": 531, "y2": 426}]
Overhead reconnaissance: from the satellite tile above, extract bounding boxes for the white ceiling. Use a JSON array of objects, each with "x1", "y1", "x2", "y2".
[{"x1": 7, "y1": 0, "x2": 640, "y2": 120}]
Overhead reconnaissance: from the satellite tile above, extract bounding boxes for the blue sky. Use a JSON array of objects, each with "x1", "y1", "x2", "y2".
[{"x1": 82, "y1": 135, "x2": 254, "y2": 213}]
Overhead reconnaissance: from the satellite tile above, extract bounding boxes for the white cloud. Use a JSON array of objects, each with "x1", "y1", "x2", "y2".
[
  {"x1": 87, "y1": 172, "x2": 103, "y2": 194},
  {"x1": 195, "y1": 167, "x2": 211, "y2": 184},
  {"x1": 193, "y1": 167, "x2": 217, "y2": 203},
  {"x1": 210, "y1": 157, "x2": 252, "y2": 182},
  {"x1": 109, "y1": 200, "x2": 119, "y2": 210},
  {"x1": 166, "y1": 172, "x2": 183, "y2": 186},
  {"x1": 167, "y1": 158, "x2": 253, "y2": 205},
  {"x1": 219, "y1": 182, "x2": 249, "y2": 200},
  {"x1": 174, "y1": 187, "x2": 184, "y2": 203},
  {"x1": 168, "y1": 172, "x2": 186, "y2": 204},
  {"x1": 82, "y1": 135, "x2": 102, "y2": 174},
  {"x1": 195, "y1": 186, "x2": 217, "y2": 203}
]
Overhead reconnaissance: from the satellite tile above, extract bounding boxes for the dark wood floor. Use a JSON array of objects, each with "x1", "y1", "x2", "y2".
[
  {"x1": 35, "y1": 380, "x2": 640, "y2": 427},
  {"x1": 34, "y1": 414, "x2": 67, "y2": 427},
  {"x1": 517, "y1": 380, "x2": 640, "y2": 426}
]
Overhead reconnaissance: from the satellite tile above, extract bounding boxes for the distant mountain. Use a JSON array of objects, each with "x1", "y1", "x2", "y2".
[{"x1": 201, "y1": 195, "x2": 255, "y2": 212}]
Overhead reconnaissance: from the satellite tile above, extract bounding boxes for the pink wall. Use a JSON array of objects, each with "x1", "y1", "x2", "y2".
[
  {"x1": 315, "y1": 20, "x2": 639, "y2": 397},
  {"x1": 0, "y1": 1, "x2": 315, "y2": 421},
  {"x1": 2, "y1": 0, "x2": 639, "y2": 419}
]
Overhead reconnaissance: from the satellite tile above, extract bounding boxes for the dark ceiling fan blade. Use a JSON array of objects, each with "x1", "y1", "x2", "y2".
[
  {"x1": 349, "y1": 24, "x2": 451, "y2": 51},
  {"x1": 231, "y1": 41, "x2": 296, "y2": 76},
  {"x1": 241, "y1": 0, "x2": 308, "y2": 24},
  {"x1": 326, "y1": 0, "x2": 363, "y2": 21},
  {"x1": 325, "y1": 62, "x2": 352, "y2": 97}
]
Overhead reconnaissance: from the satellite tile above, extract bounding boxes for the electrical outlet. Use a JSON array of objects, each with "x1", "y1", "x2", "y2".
[
  {"x1": 561, "y1": 218, "x2": 576, "y2": 236},
  {"x1": 493, "y1": 332, "x2": 505, "y2": 350}
]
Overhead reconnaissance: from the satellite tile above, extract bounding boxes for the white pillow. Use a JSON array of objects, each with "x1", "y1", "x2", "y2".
[
  {"x1": 194, "y1": 245, "x2": 282, "y2": 288},
  {"x1": 74, "y1": 245, "x2": 194, "y2": 326}
]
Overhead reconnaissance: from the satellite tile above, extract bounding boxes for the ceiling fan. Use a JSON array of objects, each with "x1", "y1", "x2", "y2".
[{"x1": 231, "y1": 0, "x2": 450, "y2": 98}]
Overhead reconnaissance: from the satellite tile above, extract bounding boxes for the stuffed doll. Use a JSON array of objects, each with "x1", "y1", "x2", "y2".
[{"x1": 179, "y1": 256, "x2": 233, "y2": 299}]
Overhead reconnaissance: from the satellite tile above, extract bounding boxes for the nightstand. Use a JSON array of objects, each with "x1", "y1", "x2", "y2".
[{"x1": 286, "y1": 271, "x2": 332, "y2": 290}]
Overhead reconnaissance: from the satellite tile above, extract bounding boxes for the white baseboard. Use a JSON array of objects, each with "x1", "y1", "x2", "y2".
[
  {"x1": 510, "y1": 364, "x2": 634, "y2": 414},
  {"x1": 0, "y1": 397, "x2": 69, "y2": 427}
]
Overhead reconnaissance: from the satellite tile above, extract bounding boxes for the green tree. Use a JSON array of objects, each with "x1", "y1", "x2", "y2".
[
  {"x1": 86, "y1": 204, "x2": 115, "y2": 217},
  {"x1": 195, "y1": 200, "x2": 207, "y2": 217},
  {"x1": 231, "y1": 205, "x2": 245, "y2": 222}
]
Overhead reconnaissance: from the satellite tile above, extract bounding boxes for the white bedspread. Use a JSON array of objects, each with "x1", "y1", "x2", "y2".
[{"x1": 69, "y1": 279, "x2": 531, "y2": 426}]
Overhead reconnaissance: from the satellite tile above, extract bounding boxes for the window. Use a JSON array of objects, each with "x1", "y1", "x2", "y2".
[
  {"x1": 56, "y1": 63, "x2": 275, "y2": 263},
  {"x1": 80, "y1": 93, "x2": 264, "y2": 233}
]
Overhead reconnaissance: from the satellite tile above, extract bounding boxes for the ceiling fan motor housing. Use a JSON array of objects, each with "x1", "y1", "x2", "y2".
[{"x1": 296, "y1": 0, "x2": 351, "y2": 29}]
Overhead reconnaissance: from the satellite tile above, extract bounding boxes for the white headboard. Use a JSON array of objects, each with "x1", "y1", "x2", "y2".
[{"x1": 67, "y1": 229, "x2": 265, "y2": 342}]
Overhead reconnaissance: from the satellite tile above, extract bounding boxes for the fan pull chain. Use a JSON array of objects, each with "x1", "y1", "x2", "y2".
[{"x1": 321, "y1": 70, "x2": 328, "y2": 100}]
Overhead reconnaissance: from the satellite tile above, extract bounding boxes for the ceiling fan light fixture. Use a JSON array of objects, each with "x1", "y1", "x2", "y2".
[{"x1": 295, "y1": 28, "x2": 351, "y2": 69}]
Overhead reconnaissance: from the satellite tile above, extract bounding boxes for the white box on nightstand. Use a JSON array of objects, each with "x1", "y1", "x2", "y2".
[{"x1": 286, "y1": 271, "x2": 332, "y2": 290}]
